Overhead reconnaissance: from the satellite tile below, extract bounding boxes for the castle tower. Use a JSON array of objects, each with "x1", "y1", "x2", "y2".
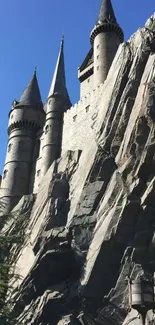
[
  {"x1": 91, "y1": 0, "x2": 124, "y2": 88},
  {"x1": 78, "y1": 0, "x2": 124, "y2": 98},
  {"x1": 42, "y1": 38, "x2": 71, "y2": 176},
  {"x1": 0, "y1": 71, "x2": 45, "y2": 213}
]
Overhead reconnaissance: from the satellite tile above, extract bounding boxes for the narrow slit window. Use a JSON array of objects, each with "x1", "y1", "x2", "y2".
[
  {"x1": 3, "y1": 169, "x2": 8, "y2": 179},
  {"x1": 14, "y1": 167, "x2": 20, "y2": 173},
  {"x1": 37, "y1": 170, "x2": 41, "y2": 177},
  {"x1": 18, "y1": 141, "x2": 25, "y2": 153},
  {"x1": 8, "y1": 143, "x2": 12, "y2": 152},
  {"x1": 45, "y1": 125, "x2": 49, "y2": 134},
  {"x1": 85, "y1": 106, "x2": 90, "y2": 113}
]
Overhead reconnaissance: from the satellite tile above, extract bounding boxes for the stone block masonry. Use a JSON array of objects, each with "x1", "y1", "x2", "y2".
[
  {"x1": 33, "y1": 84, "x2": 103, "y2": 194},
  {"x1": 62, "y1": 84, "x2": 103, "y2": 153}
]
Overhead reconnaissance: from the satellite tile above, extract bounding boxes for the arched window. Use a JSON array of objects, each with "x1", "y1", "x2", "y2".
[
  {"x1": 18, "y1": 141, "x2": 25, "y2": 153},
  {"x1": 8, "y1": 143, "x2": 12, "y2": 152},
  {"x1": 37, "y1": 170, "x2": 40, "y2": 177},
  {"x1": 3, "y1": 169, "x2": 8, "y2": 179},
  {"x1": 45, "y1": 125, "x2": 49, "y2": 134},
  {"x1": 12, "y1": 167, "x2": 20, "y2": 192},
  {"x1": 85, "y1": 105, "x2": 90, "y2": 113},
  {"x1": 14, "y1": 167, "x2": 20, "y2": 172}
]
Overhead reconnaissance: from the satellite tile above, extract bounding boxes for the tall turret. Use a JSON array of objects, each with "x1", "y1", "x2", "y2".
[
  {"x1": 91, "y1": 0, "x2": 124, "y2": 88},
  {"x1": 0, "y1": 71, "x2": 45, "y2": 213},
  {"x1": 42, "y1": 38, "x2": 71, "y2": 176}
]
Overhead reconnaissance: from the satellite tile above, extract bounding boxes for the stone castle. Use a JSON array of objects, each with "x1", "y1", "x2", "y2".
[
  {"x1": 1, "y1": 0, "x2": 155, "y2": 323},
  {"x1": 0, "y1": 0, "x2": 124, "y2": 213}
]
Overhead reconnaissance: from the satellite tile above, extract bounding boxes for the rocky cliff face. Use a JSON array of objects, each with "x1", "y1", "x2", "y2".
[{"x1": 2, "y1": 14, "x2": 155, "y2": 325}]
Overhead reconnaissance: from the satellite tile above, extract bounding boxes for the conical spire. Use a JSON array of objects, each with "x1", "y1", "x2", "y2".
[
  {"x1": 97, "y1": 0, "x2": 117, "y2": 24},
  {"x1": 48, "y1": 37, "x2": 71, "y2": 108},
  {"x1": 90, "y1": 0, "x2": 124, "y2": 44},
  {"x1": 18, "y1": 70, "x2": 42, "y2": 106}
]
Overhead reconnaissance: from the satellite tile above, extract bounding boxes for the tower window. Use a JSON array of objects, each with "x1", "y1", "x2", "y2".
[
  {"x1": 37, "y1": 170, "x2": 41, "y2": 177},
  {"x1": 73, "y1": 115, "x2": 77, "y2": 122},
  {"x1": 97, "y1": 55, "x2": 99, "y2": 60},
  {"x1": 45, "y1": 125, "x2": 49, "y2": 134},
  {"x1": 87, "y1": 78, "x2": 90, "y2": 83},
  {"x1": 18, "y1": 141, "x2": 25, "y2": 153},
  {"x1": 97, "y1": 66, "x2": 99, "y2": 70},
  {"x1": 11, "y1": 114, "x2": 14, "y2": 119},
  {"x1": 14, "y1": 167, "x2": 20, "y2": 173},
  {"x1": 85, "y1": 106, "x2": 90, "y2": 113},
  {"x1": 3, "y1": 169, "x2": 8, "y2": 179},
  {"x1": 8, "y1": 143, "x2": 12, "y2": 152},
  {"x1": 97, "y1": 44, "x2": 99, "y2": 49}
]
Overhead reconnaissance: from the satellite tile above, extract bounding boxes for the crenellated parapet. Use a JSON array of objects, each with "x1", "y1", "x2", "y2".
[{"x1": 62, "y1": 83, "x2": 104, "y2": 153}]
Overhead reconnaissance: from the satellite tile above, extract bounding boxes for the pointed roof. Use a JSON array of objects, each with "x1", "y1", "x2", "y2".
[
  {"x1": 97, "y1": 0, "x2": 117, "y2": 24},
  {"x1": 48, "y1": 37, "x2": 72, "y2": 109},
  {"x1": 79, "y1": 48, "x2": 93, "y2": 72},
  {"x1": 18, "y1": 70, "x2": 42, "y2": 106},
  {"x1": 90, "y1": 0, "x2": 124, "y2": 44}
]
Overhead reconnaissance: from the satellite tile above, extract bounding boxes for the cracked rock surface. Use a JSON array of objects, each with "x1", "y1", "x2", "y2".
[{"x1": 3, "y1": 14, "x2": 155, "y2": 325}]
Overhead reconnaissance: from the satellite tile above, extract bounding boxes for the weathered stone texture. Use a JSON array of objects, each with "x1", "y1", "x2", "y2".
[
  {"x1": 80, "y1": 74, "x2": 93, "y2": 99},
  {"x1": 93, "y1": 32, "x2": 121, "y2": 88},
  {"x1": 62, "y1": 84, "x2": 103, "y2": 153},
  {"x1": 3, "y1": 14, "x2": 155, "y2": 325}
]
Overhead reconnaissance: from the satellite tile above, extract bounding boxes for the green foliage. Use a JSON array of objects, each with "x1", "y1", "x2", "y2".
[{"x1": 0, "y1": 204, "x2": 31, "y2": 324}]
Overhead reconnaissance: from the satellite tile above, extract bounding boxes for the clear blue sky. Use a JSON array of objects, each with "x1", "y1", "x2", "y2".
[{"x1": 0, "y1": 0, "x2": 154, "y2": 173}]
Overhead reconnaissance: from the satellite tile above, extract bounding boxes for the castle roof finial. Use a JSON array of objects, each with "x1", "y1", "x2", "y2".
[
  {"x1": 61, "y1": 34, "x2": 64, "y2": 47},
  {"x1": 18, "y1": 70, "x2": 42, "y2": 107},
  {"x1": 34, "y1": 65, "x2": 37, "y2": 74},
  {"x1": 48, "y1": 37, "x2": 71, "y2": 109}
]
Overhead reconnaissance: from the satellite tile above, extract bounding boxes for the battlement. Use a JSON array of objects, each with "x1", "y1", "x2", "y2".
[
  {"x1": 62, "y1": 83, "x2": 104, "y2": 153},
  {"x1": 65, "y1": 83, "x2": 103, "y2": 116}
]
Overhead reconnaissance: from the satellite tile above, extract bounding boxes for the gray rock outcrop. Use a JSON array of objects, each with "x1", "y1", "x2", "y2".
[{"x1": 2, "y1": 14, "x2": 155, "y2": 325}]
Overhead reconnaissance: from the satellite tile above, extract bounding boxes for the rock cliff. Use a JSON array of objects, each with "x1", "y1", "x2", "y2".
[{"x1": 1, "y1": 14, "x2": 155, "y2": 325}]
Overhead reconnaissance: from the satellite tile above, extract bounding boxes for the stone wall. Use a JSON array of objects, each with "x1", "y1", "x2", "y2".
[
  {"x1": 33, "y1": 134, "x2": 45, "y2": 193},
  {"x1": 33, "y1": 84, "x2": 103, "y2": 194},
  {"x1": 80, "y1": 73, "x2": 93, "y2": 98},
  {"x1": 6, "y1": 15, "x2": 155, "y2": 325},
  {"x1": 62, "y1": 83, "x2": 103, "y2": 153}
]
